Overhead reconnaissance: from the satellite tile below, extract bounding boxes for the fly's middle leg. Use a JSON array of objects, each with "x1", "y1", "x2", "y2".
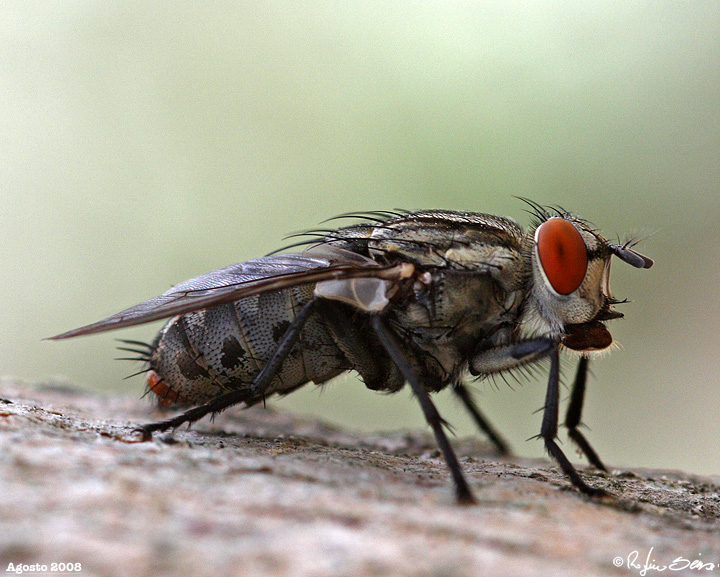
[
  {"x1": 371, "y1": 315, "x2": 476, "y2": 505},
  {"x1": 453, "y1": 383, "x2": 511, "y2": 456}
]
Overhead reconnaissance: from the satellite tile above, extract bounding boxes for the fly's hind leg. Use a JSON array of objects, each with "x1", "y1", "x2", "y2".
[{"x1": 136, "y1": 300, "x2": 318, "y2": 441}]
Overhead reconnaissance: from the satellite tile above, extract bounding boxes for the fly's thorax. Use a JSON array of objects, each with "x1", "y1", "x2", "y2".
[
  {"x1": 318, "y1": 211, "x2": 529, "y2": 379},
  {"x1": 327, "y1": 210, "x2": 525, "y2": 273},
  {"x1": 524, "y1": 216, "x2": 614, "y2": 336},
  {"x1": 385, "y1": 267, "x2": 525, "y2": 382}
]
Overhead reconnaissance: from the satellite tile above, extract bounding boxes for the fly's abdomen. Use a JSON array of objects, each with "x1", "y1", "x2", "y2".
[{"x1": 147, "y1": 285, "x2": 349, "y2": 405}]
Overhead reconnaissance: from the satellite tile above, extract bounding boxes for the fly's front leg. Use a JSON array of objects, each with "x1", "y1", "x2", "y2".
[
  {"x1": 371, "y1": 315, "x2": 476, "y2": 505},
  {"x1": 466, "y1": 337, "x2": 558, "y2": 455},
  {"x1": 136, "y1": 299, "x2": 318, "y2": 440},
  {"x1": 469, "y1": 337, "x2": 556, "y2": 375},
  {"x1": 542, "y1": 347, "x2": 606, "y2": 497},
  {"x1": 471, "y1": 338, "x2": 605, "y2": 496},
  {"x1": 564, "y1": 356, "x2": 608, "y2": 471}
]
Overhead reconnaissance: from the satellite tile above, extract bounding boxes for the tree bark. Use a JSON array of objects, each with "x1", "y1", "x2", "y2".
[{"x1": 1, "y1": 381, "x2": 718, "y2": 577}]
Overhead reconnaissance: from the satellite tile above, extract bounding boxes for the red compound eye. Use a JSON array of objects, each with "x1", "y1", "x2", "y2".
[{"x1": 535, "y1": 218, "x2": 588, "y2": 295}]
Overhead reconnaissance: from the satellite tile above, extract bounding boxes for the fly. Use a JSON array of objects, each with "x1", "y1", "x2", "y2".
[{"x1": 50, "y1": 201, "x2": 653, "y2": 505}]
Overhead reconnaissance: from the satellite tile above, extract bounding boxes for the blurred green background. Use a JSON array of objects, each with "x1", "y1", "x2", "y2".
[{"x1": 2, "y1": 2, "x2": 719, "y2": 475}]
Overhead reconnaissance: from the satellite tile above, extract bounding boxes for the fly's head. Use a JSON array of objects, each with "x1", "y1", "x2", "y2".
[{"x1": 524, "y1": 207, "x2": 653, "y2": 352}]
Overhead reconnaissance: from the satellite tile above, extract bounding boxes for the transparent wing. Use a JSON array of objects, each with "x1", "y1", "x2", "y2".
[{"x1": 49, "y1": 249, "x2": 403, "y2": 339}]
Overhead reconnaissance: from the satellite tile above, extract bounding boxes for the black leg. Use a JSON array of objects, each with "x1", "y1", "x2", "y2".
[
  {"x1": 564, "y1": 356, "x2": 608, "y2": 471},
  {"x1": 136, "y1": 300, "x2": 318, "y2": 440},
  {"x1": 371, "y1": 316, "x2": 476, "y2": 505},
  {"x1": 453, "y1": 383, "x2": 511, "y2": 456},
  {"x1": 540, "y1": 347, "x2": 606, "y2": 497},
  {"x1": 470, "y1": 337, "x2": 555, "y2": 375}
]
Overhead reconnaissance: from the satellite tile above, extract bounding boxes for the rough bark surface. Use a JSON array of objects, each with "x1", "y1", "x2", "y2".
[{"x1": 1, "y1": 381, "x2": 719, "y2": 577}]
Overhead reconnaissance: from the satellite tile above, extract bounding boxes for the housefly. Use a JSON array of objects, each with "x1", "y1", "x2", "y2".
[{"x1": 50, "y1": 201, "x2": 653, "y2": 504}]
